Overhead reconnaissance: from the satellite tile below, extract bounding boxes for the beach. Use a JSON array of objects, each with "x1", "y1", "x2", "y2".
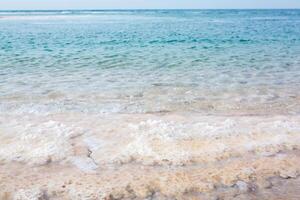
[
  {"x1": 1, "y1": 113, "x2": 300, "y2": 199},
  {"x1": 0, "y1": 10, "x2": 300, "y2": 199}
]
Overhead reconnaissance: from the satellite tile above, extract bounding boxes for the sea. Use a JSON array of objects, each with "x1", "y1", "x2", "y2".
[
  {"x1": 0, "y1": 10, "x2": 300, "y2": 168},
  {"x1": 1, "y1": 10, "x2": 300, "y2": 116}
]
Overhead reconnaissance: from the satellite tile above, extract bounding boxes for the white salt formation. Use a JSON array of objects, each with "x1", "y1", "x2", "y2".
[{"x1": 0, "y1": 113, "x2": 300, "y2": 199}]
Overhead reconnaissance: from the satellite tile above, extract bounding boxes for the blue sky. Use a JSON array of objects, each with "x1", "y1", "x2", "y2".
[{"x1": 1, "y1": 0, "x2": 300, "y2": 10}]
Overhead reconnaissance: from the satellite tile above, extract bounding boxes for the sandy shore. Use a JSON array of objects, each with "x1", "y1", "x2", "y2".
[
  {"x1": 1, "y1": 151, "x2": 300, "y2": 199},
  {"x1": 0, "y1": 113, "x2": 300, "y2": 199}
]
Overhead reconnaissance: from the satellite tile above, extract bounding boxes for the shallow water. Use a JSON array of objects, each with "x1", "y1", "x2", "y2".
[{"x1": 1, "y1": 10, "x2": 300, "y2": 115}]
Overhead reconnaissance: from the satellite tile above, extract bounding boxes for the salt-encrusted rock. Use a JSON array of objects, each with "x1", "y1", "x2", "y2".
[
  {"x1": 14, "y1": 188, "x2": 47, "y2": 200},
  {"x1": 68, "y1": 187, "x2": 106, "y2": 200},
  {"x1": 70, "y1": 156, "x2": 98, "y2": 173},
  {"x1": 108, "y1": 188, "x2": 125, "y2": 200},
  {"x1": 279, "y1": 169, "x2": 298, "y2": 179},
  {"x1": 256, "y1": 179, "x2": 272, "y2": 189},
  {"x1": 235, "y1": 181, "x2": 248, "y2": 192},
  {"x1": 237, "y1": 168, "x2": 255, "y2": 181}
]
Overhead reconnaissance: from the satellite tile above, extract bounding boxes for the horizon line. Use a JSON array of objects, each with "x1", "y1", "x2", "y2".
[{"x1": 1, "y1": 8, "x2": 300, "y2": 11}]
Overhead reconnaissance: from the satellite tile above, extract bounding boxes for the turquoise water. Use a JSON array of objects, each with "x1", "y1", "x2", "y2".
[{"x1": 1, "y1": 10, "x2": 300, "y2": 115}]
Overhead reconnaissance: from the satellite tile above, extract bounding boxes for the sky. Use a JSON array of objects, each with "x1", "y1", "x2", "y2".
[{"x1": 1, "y1": 0, "x2": 300, "y2": 10}]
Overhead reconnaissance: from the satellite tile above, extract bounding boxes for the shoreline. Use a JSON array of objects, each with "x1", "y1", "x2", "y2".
[
  {"x1": 1, "y1": 149, "x2": 299, "y2": 199},
  {"x1": 1, "y1": 113, "x2": 300, "y2": 199}
]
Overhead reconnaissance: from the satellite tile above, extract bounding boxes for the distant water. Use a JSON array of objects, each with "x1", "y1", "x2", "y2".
[{"x1": 1, "y1": 10, "x2": 300, "y2": 115}]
